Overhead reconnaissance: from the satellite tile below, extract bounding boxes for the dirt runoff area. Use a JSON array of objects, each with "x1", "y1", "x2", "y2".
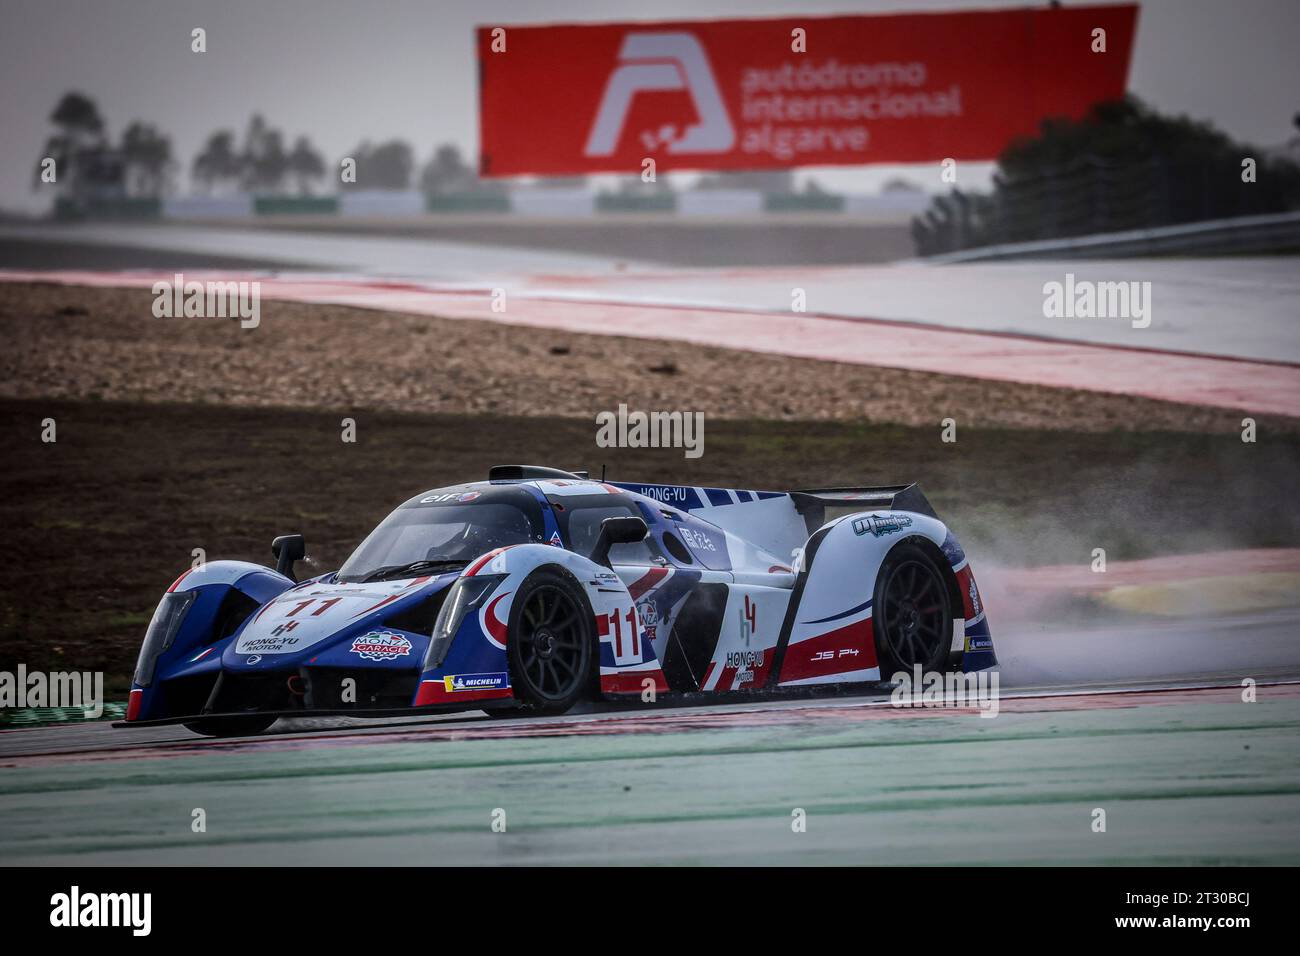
[{"x1": 1, "y1": 281, "x2": 1289, "y2": 434}]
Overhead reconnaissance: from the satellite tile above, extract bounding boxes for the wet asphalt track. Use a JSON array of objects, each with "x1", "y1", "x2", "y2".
[{"x1": 1, "y1": 611, "x2": 1298, "y2": 865}]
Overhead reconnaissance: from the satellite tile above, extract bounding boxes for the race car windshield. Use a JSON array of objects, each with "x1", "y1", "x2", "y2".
[{"x1": 337, "y1": 501, "x2": 540, "y2": 582}]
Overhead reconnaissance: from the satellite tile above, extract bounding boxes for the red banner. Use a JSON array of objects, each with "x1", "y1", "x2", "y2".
[{"x1": 477, "y1": 4, "x2": 1137, "y2": 176}]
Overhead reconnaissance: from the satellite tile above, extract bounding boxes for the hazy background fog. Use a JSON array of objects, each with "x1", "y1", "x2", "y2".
[{"x1": 2, "y1": 0, "x2": 1297, "y2": 213}]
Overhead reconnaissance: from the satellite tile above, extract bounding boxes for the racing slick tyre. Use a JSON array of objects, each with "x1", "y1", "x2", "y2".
[
  {"x1": 502, "y1": 568, "x2": 596, "y2": 716},
  {"x1": 871, "y1": 542, "x2": 954, "y2": 677},
  {"x1": 183, "y1": 715, "x2": 277, "y2": 737}
]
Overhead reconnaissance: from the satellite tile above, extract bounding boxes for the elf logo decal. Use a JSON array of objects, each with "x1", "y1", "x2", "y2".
[
  {"x1": 420, "y1": 491, "x2": 481, "y2": 504},
  {"x1": 350, "y1": 630, "x2": 412, "y2": 661},
  {"x1": 585, "y1": 32, "x2": 735, "y2": 157}
]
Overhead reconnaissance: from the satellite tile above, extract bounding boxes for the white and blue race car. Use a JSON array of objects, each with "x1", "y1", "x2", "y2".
[{"x1": 122, "y1": 465, "x2": 996, "y2": 736}]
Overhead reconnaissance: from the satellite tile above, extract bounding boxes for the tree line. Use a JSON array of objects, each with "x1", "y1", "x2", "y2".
[
  {"x1": 34, "y1": 91, "x2": 500, "y2": 200},
  {"x1": 913, "y1": 96, "x2": 1300, "y2": 255}
]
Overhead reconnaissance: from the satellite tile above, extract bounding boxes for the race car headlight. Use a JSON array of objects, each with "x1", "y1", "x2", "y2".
[
  {"x1": 133, "y1": 590, "x2": 197, "y2": 687},
  {"x1": 425, "y1": 574, "x2": 506, "y2": 670}
]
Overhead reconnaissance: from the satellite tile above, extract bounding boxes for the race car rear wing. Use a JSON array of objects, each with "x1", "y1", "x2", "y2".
[{"x1": 789, "y1": 483, "x2": 938, "y2": 533}]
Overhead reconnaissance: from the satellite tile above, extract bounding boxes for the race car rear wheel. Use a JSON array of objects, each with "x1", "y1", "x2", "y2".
[
  {"x1": 505, "y1": 569, "x2": 595, "y2": 715},
  {"x1": 183, "y1": 715, "x2": 276, "y2": 737},
  {"x1": 872, "y1": 542, "x2": 953, "y2": 677}
]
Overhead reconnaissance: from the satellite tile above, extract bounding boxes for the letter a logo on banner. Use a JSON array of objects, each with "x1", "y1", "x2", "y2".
[{"x1": 584, "y1": 32, "x2": 735, "y2": 157}]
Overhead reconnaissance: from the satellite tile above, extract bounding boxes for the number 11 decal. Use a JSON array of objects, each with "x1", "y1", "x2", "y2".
[{"x1": 600, "y1": 606, "x2": 640, "y2": 662}]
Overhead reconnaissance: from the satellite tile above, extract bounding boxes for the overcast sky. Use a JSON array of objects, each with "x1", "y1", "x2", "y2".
[{"x1": 2, "y1": 0, "x2": 1297, "y2": 212}]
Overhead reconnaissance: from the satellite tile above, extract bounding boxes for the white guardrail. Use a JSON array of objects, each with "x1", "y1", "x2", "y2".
[
  {"x1": 337, "y1": 190, "x2": 425, "y2": 218},
  {"x1": 925, "y1": 210, "x2": 1300, "y2": 262}
]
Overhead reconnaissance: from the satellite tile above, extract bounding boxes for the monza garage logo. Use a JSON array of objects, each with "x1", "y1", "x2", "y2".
[{"x1": 350, "y1": 630, "x2": 412, "y2": 661}]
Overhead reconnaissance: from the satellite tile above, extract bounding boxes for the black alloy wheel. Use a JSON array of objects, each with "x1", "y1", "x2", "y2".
[
  {"x1": 506, "y1": 569, "x2": 594, "y2": 714},
  {"x1": 872, "y1": 543, "x2": 954, "y2": 676}
]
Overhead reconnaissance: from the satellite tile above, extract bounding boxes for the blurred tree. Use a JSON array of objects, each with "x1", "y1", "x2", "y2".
[
  {"x1": 252, "y1": 130, "x2": 288, "y2": 194},
  {"x1": 342, "y1": 139, "x2": 414, "y2": 190},
  {"x1": 120, "y1": 122, "x2": 174, "y2": 198},
  {"x1": 420, "y1": 143, "x2": 474, "y2": 195},
  {"x1": 913, "y1": 96, "x2": 1300, "y2": 254},
  {"x1": 287, "y1": 136, "x2": 326, "y2": 195},
  {"x1": 239, "y1": 114, "x2": 290, "y2": 194},
  {"x1": 419, "y1": 144, "x2": 507, "y2": 197},
  {"x1": 33, "y1": 91, "x2": 109, "y2": 195},
  {"x1": 192, "y1": 130, "x2": 241, "y2": 195},
  {"x1": 50, "y1": 91, "x2": 105, "y2": 143}
]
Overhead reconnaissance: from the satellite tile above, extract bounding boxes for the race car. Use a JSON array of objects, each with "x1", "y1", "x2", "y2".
[{"x1": 121, "y1": 464, "x2": 996, "y2": 736}]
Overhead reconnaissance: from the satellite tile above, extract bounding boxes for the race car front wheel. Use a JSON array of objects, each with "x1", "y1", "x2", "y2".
[
  {"x1": 183, "y1": 715, "x2": 276, "y2": 737},
  {"x1": 872, "y1": 542, "x2": 953, "y2": 677},
  {"x1": 505, "y1": 569, "x2": 595, "y2": 715}
]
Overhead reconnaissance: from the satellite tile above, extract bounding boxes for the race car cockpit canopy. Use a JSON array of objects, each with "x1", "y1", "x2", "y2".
[{"x1": 335, "y1": 485, "x2": 546, "y2": 582}]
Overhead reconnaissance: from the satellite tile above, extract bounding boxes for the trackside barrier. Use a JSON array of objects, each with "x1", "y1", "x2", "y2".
[
  {"x1": 338, "y1": 190, "x2": 426, "y2": 218},
  {"x1": 924, "y1": 210, "x2": 1300, "y2": 262},
  {"x1": 254, "y1": 196, "x2": 338, "y2": 215},
  {"x1": 510, "y1": 188, "x2": 596, "y2": 217},
  {"x1": 426, "y1": 193, "x2": 512, "y2": 213},
  {"x1": 765, "y1": 192, "x2": 845, "y2": 212},
  {"x1": 678, "y1": 189, "x2": 764, "y2": 217},
  {"x1": 63, "y1": 190, "x2": 926, "y2": 221},
  {"x1": 162, "y1": 195, "x2": 254, "y2": 219},
  {"x1": 595, "y1": 192, "x2": 677, "y2": 213},
  {"x1": 844, "y1": 192, "x2": 933, "y2": 217},
  {"x1": 54, "y1": 197, "x2": 161, "y2": 221}
]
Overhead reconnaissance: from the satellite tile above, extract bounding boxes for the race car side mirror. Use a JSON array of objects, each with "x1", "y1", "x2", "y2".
[
  {"x1": 590, "y1": 516, "x2": 648, "y2": 569},
  {"x1": 271, "y1": 534, "x2": 306, "y2": 582}
]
